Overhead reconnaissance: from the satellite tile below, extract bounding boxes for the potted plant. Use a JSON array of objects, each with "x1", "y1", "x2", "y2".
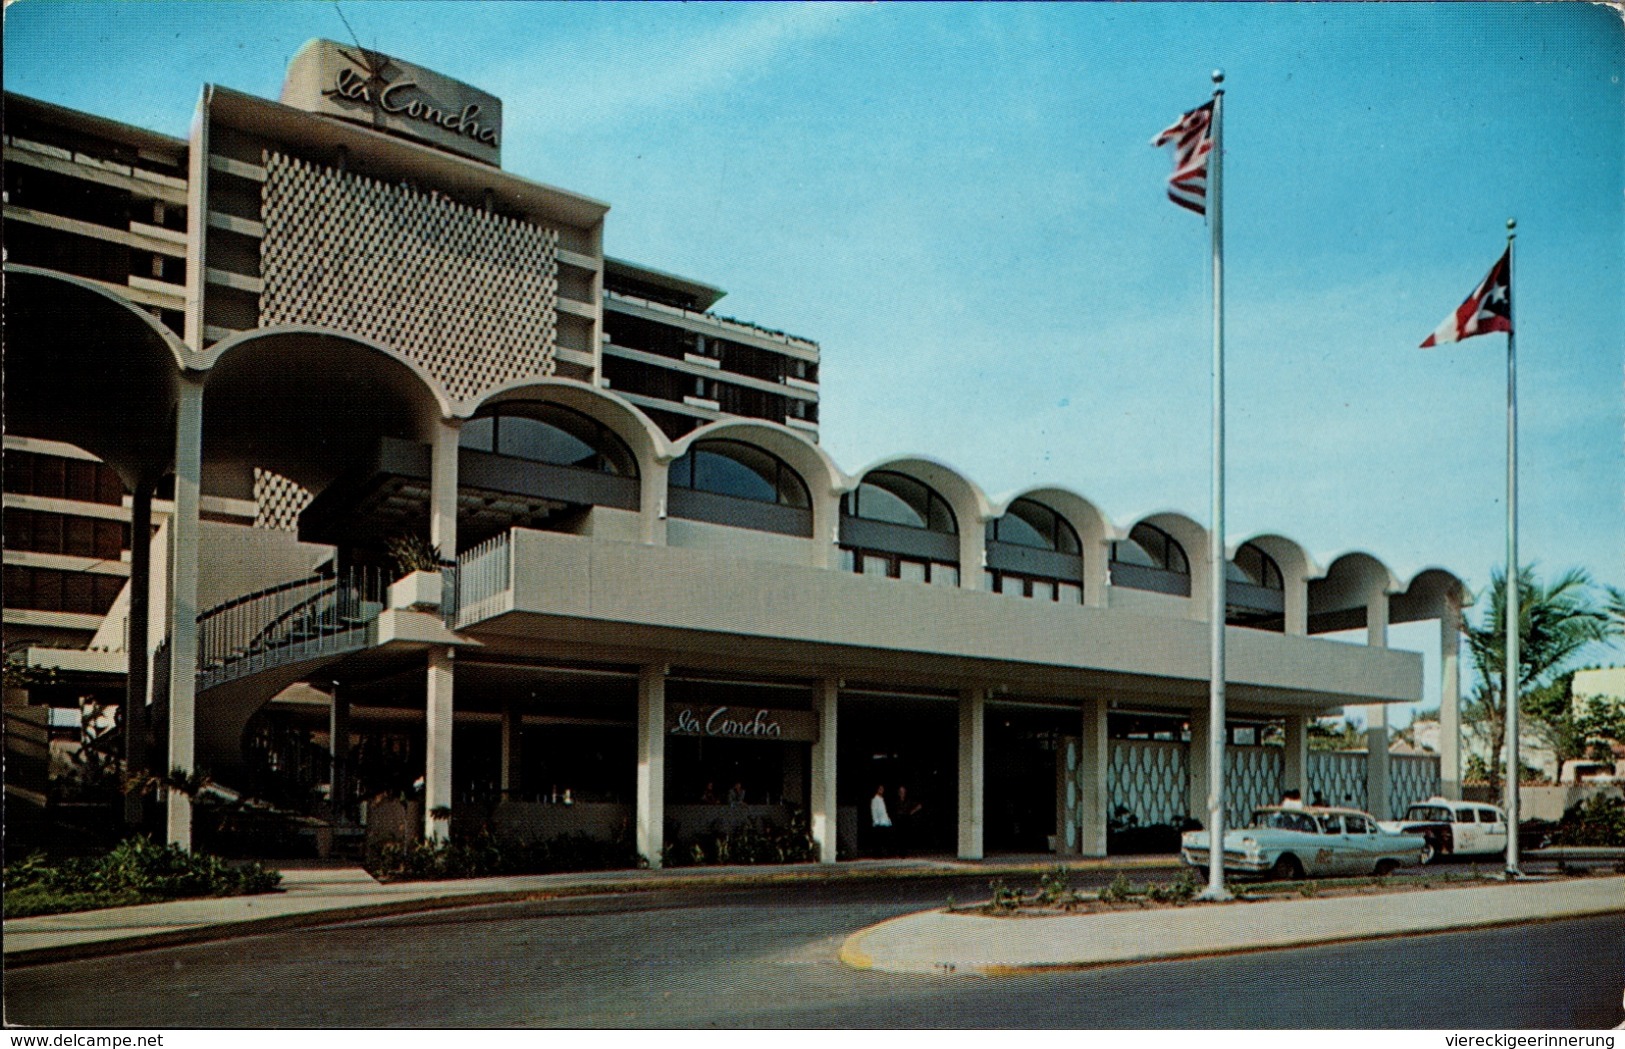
[{"x1": 386, "y1": 534, "x2": 445, "y2": 611}]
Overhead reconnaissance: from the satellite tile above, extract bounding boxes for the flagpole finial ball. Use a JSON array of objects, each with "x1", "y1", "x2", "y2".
[
  {"x1": 1506, "y1": 218, "x2": 1516, "y2": 231},
  {"x1": 1212, "y1": 69, "x2": 1225, "y2": 84}
]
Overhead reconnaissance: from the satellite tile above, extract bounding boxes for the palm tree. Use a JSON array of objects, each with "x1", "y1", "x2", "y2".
[{"x1": 1463, "y1": 566, "x2": 1618, "y2": 793}]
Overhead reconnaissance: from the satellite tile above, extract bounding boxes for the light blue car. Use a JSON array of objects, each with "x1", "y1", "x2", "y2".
[{"x1": 1181, "y1": 806, "x2": 1428, "y2": 880}]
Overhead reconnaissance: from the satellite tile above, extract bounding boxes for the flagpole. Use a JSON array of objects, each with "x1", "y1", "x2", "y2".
[
  {"x1": 1503, "y1": 217, "x2": 1521, "y2": 879},
  {"x1": 1200, "y1": 68, "x2": 1231, "y2": 903}
]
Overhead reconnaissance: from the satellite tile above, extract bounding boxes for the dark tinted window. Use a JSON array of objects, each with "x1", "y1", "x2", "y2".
[
  {"x1": 1111, "y1": 522, "x2": 1189, "y2": 574},
  {"x1": 670, "y1": 440, "x2": 810, "y2": 508},
  {"x1": 460, "y1": 406, "x2": 636, "y2": 476},
  {"x1": 843, "y1": 471, "x2": 955, "y2": 533}
]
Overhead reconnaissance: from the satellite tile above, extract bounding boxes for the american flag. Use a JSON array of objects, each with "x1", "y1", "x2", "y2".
[
  {"x1": 1420, "y1": 248, "x2": 1512, "y2": 347},
  {"x1": 1151, "y1": 100, "x2": 1215, "y2": 215}
]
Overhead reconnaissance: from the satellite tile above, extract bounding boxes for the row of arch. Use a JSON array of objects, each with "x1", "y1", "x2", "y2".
[{"x1": 7, "y1": 266, "x2": 1469, "y2": 632}]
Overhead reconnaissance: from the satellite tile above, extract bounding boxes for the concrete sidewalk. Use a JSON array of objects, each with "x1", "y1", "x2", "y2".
[
  {"x1": 2, "y1": 853, "x2": 1177, "y2": 965},
  {"x1": 838, "y1": 875, "x2": 1625, "y2": 976}
]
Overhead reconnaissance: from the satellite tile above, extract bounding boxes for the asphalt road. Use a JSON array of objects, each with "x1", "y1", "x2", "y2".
[{"x1": 6, "y1": 866, "x2": 1622, "y2": 1029}]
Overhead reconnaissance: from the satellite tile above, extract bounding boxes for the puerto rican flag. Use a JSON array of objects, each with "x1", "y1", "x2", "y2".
[
  {"x1": 1420, "y1": 248, "x2": 1512, "y2": 347},
  {"x1": 1151, "y1": 100, "x2": 1215, "y2": 216}
]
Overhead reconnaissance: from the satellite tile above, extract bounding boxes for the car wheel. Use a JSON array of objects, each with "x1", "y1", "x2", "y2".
[
  {"x1": 1270, "y1": 854, "x2": 1304, "y2": 882},
  {"x1": 1419, "y1": 841, "x2": 1436, "y2": 865},
  {"x1": 1374, "y1": 859, "x2": 1400, "y2": 877}
]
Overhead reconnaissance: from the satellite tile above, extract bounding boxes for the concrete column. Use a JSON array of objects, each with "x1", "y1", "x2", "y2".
[
  {"x1": 640, "y1": 460, "x2": 670, "y2": 546},
  {"x1": 1187, "y1": 705, "x2": 1211, "y2": 826},
  {"x1": 810, "y1": 489, "x2": 840, "y2": 570},
  {"x1": 1362, "y1": 592, "x2": 1392, "y2": 818},
  {"x1": 1366, "y1": 593, "x2": 1389, "y2": 648},
  {"x1": 1282, "y1": 714, "x2": 1309, "y2": 799},
  {"x1": 958, "y1": 524, "x2": 986, "y2": 591},
  {"x1": 1284, "y1": 574, "x2": 1308, "y2": 636},
  {"x1": 1439, "y1": 603, "x2": 1463, "y2": 800},
  {"x1": 424, "y1": 647, "x2": 455, "y2": 841},
  {"x1": 956, "y1": 688, "x2": 985, "y2": 860},
  {"x1": 810, "y1": 678, "x2": 839, "y2": 863},
  {"x1": 1078, "y1": 700, "x2": 1109, "y2": 857},
  {"x1": 122, "y1": 480, "x2": 153, "y2": 829},
  {"x1": 1366, "y1": 709, "x2": 1392, "y2": 820},
  {"x1": 429, "y1": 420, "x2": 460, "y2": 561},
  {"x1": 500, "y1": 698, "x2": 523, "y2": 799},
  {"x1": 636, "y1": 664, "x2": 667, "y2": 867},
  {"x1": 329, "y1": 687, "x2": 350, "y2": 819},
  {"x1": 1082, "y1": 537, "x2": 1109, "y2": 607},
  {"x1": 164, "y1": 377, "x2": 204, "y2": 850}
]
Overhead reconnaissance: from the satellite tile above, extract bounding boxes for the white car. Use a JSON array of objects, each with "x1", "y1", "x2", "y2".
[
  {"x1": 1182, "y1": 806, "x2": 1427, "y2": 880},
  {"x1": 1377, "y1": 797, "x2": 1509, "y2": 863}
]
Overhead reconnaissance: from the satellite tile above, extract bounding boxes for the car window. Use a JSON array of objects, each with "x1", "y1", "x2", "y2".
[
  {"x1": 1263, "y1": 812, "x2": 1317, "y2": 833},
  {"x1": 1317, "y1": 814, "x2": 1344, "y2": 834},
  {"x1": 1406, "y1": 805, "x2": 1451, "y2": 822},
  {"x1": 1344, "y1": 814, "x2": 1371, "y2": 833},
  {"x1": 1479, "y1": 809, "x2": 1501, "y2": 824}
]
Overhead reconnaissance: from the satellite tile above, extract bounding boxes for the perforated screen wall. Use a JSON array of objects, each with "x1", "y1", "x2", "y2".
[{"x1": 260, "y1": 151, "x2": 561, "y2": 404}]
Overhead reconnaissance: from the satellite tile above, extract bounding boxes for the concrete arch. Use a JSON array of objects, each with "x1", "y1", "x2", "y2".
[
  {"x1": 1235, "y1": 533, "x2": 1318, "y2": 635},
  {"x1": 4, "y1": 265, "x2": 193, "y2": 487},
  {"x1": 846, "y1": 456, "x2": 993, "y2": 589},
  {"x1": 472, "y1": 376, "x2": 671, "y2": 469},
  {"x1": 1391, "y1": 567, "x2": 1474, "y2": 624},
  {"x1": 674, "y1": 418, "x2": 844, "y2": 502},
  {"x1": 199, "y1": 327, "x2": 453, "y2": 498},
  {"x1": 1308, "y1": 551, "x2": 1404, "y2": 637},
  {"x1": 1117, "y1": 510, "x2": 1210, "y2": 616},
  {"x1": 992, "y1": 486, "x2": 1115, "y2": 605}
]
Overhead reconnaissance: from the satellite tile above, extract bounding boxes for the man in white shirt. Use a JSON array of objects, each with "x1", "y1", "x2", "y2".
[{"x1": 870, "y1": 784, "x2": 893, "y2": 857}]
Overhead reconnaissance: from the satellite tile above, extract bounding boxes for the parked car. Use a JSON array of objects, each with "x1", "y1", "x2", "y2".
[
  {"x1": 1181, "y1": 806, "x2": 1427, "y2": 880},
  {"x1": 1377, "y1": 797, "x2": 1508, "y2": 863}
]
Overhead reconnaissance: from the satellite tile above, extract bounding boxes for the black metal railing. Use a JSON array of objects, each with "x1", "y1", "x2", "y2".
[{"x1": 197, "y1": 567, "x2": 387, "y2": 690}]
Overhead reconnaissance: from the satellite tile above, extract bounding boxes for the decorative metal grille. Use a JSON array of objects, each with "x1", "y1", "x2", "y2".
[
  {"x1": 1224, "y1": 745, "x2": 1283, "y2": 826},
  {"x1": 1308, "y1": 751, "x2": 1368, "y2": 810},
  {"x1": 1389, "y1": 754, "x2": 1442, "y2": 814},
  {"x1": 253, "y1": 468, "x2": 313, "y2": 532},
  {"x1": 1108, "y1": 739, "x2": 1188, "y2": 827},
  {"x1": 260, "y1": 151, "x2": 561, "y2": 404}
]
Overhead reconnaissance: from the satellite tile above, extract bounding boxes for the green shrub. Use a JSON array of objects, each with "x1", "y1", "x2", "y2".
[
  {"x1": 1146, "y1": 868, "x2": 1200, "y2": 903},
  {"x1": 364, "y1": 830, "x2": 637, "y2": 882},
  {"x1": 1037, "y1": 865, "x2": 1072, "y2": 905},
  {"x1": 1098, "y1": 872, "x2": 1141, "y2": 903},
  {"x1": 1552, "y1": 795, "x2": 1625, "y2": 847},
  {"x1": 988, "y1": 878, "x2": 1023, "y2": 912},
  {"x1": 2, "y1": 836, "x2": 280, "y2": 918}
]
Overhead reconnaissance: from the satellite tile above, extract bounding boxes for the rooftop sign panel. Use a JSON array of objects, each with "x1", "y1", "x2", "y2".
[{"x1": 280, "y1": 39, "x2": 502, "y2": 166}]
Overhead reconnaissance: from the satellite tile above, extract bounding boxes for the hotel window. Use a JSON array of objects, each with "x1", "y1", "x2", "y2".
[
  {"x1": 1227, "y1": 542, "x2": 1284, "y2": 590},
  {"x1": 459, "y1": 405, "x2": 637, "y2": 476},
  {"x1": 669, "y1": 440, "x2": 810, "y2": 509},
  {"x1": 842, "y1": 471, "x2": 956, "y2": 534},
  {"x1": 839, "y1": 471, "x2": 958, "y2": 585},
  {"x1": 1225, "y1": 541, "x2": 1286, "y2": 630},
  {"x1": 985, "y1": 498, "x2": 1084, "y2": 602},
  {"x1": 850, "y1": 550, "x2": 959, "y2": 587},
  {"x1": 1109, "y1": 522, "x2": 1191, "y2": 596}
]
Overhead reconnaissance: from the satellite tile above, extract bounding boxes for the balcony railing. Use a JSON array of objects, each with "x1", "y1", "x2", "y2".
[
  {"x1": 197, "y1": 568, "x2": 387, "y2": 691},
  {"x1": 449, "y1": 533, "x2": 513, "y2": 629}
]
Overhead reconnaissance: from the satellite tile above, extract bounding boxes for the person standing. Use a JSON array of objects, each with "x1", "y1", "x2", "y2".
[{"x1": 870, "y1": 783, "x2": 893, "y2": 857}]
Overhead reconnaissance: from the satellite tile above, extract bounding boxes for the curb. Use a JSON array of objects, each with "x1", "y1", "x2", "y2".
[
  {"x1": 3, "y1": 855, "x2": 1182, "y2": 967},
  {"x1": 837, "y1": 875, "x2": 1625, "y2": 977}
]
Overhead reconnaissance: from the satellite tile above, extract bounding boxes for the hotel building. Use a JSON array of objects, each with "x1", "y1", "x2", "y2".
[{"x1": 4, "y1": 42, "x2": 1464, "y2": 863}]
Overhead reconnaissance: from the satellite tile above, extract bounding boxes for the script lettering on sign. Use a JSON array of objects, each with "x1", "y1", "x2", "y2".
[
  {"x1": 325, "y1": 66, "x2": 500, "y2": 148},
  {"x1": 281, "y1": 41, "x2": 504, "y2": 166},
  {"x1": 666, "y1": 705, "x2": 817, "y2": 743}
]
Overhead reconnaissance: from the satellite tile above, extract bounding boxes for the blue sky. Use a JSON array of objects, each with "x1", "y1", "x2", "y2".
[{"x1": 6, "y1": 2, "x2": 1622, "y2": 719}]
